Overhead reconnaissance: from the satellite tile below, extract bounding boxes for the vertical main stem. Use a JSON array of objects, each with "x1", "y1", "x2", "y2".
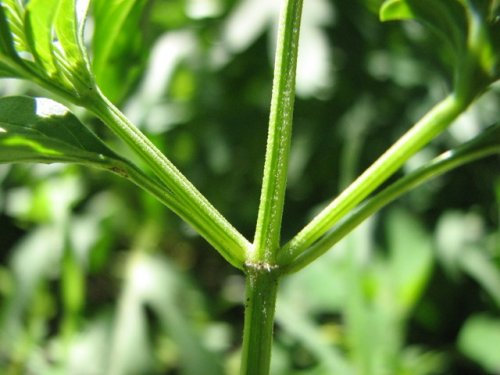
[
  {"x1": 252, "y1": 0, "x2": 304, "y2": 263},
  {"x1": 242, "y1": 0, "x2": 304, "y2": 372},
  {"x1": 241, "y1": 268, "x2": 280, "y2": 375}
]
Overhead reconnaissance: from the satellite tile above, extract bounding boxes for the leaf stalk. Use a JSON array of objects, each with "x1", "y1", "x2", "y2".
[
  {"x1": 279, "y1": 93, "x2": 469, "y2": 264},
  {"x1": 89, "y1": 91, "x2": 250, "y2": 269}
]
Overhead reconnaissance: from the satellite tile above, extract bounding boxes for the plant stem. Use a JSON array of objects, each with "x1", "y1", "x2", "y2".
[
  {"x1": 240, "y1": 267, "x2": 280, "y2": 375},
  {"x1": 281, "y1": 123, "x2": 500, "y2": 273},
  {"x1": 88, "y1": 91, "x2": 250, "y2": 268},
  {"x1": 241, "y1": 0, "x2": 304, "y2": 371},
  {"x1": 279, "y1": 93, "x2": 470, "y2": 264},
  {"x1": 252, "y1": 0, "x2": 304, "y2": 263}
]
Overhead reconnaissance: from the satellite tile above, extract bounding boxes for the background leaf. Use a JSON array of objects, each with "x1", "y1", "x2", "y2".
[
  {"x1": 387, "y1": 209, "x2": 433, "y2": 315},
  {"x1": 92, "y1": 0, "x2": 148, "y2": 102},
  {"x1": 458, "y1": 314, "x2": 500, "y2": 373},
  {"x1": 380, "y1": 0, "x2": 468, "y2": 63}
]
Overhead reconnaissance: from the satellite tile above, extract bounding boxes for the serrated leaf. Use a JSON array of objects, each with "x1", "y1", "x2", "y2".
[
  {"x1": 0, "y1": 96, "x2": 120, "y2": 166},
  {"x1": 1, "y1": 0, "x2": 30, "y2": 55},
  {"x1": 24, "y1": 0, "x2": 59, "y2": 76},
  {"x1": 53, "y1": 0, "x2": 92, "y2": 80},
  {"x1": 0, "y1": 0, "x2": 98, "y2": 99}
]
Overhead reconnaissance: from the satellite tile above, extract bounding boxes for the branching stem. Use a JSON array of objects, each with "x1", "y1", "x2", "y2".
[
  {"x1": 281, "y1": 123, "x2": 500, "y2": 273},
  {"x1": 279, "y1": 94, "x2": 470, "y2": 264},
  {"x1": 89, "y1": 91, "x2": 250, "y2": 269}
]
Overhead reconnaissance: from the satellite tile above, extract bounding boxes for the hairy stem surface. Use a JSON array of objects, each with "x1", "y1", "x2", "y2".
[
  {"x1": 241, "y1": 0, "x2": 304, "y2": 372},
  {"x1": 240, "y1": 267, "x2": 280, "y2": 375},
  {"x1": 89, "y1": 91, "x2": 250, "y2": 269},
  {"x1": 279, "y1": 94, "x2": 470, "y2": 264},
  {"x1": 282, "y1": 123, "x2": 500, "y2": 273},
  {"x1": 252, "y1": 0, "x2": 304, "y2": 263}
]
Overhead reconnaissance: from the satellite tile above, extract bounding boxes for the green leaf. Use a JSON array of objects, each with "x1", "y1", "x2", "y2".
[
  {"x1": 458, "y1": 314, "x2": 500, "y2": 372},
  {"x1": 0, "y1": 96, "x2": 120, "y2": 166},
  {"x1": 53, "y1": 0, "x2": 94, "y2": 93},
  {"x1": 25, "y1": 0, "x2": 59, "y2": 76},
  {"x1": 0, "y1": 3, "x2": 18, "y2": 58},
  {"x1": 92, "y1": 0, "x2": 148, "y2": 102},
  {"x1": 380, "y1": 0, "x2": 500, "y2": 98},
  {"x1": 54, "y1": 0, "x2": 89, "y2": 63},
  {"x1": 379, "y1": 0, "x2": 414, "y2": 21},
  {"x1": 387, "y1": 209, "x2": 433, "y2": 315},
  {"x1": 1, "y1": 0, "x2": 96, "y2": 100},
  {"x1": 380, "y1": 0, "x2": 468, "y2": 60},
  {"x1": 0, "y1": 0, "x2": 29, "y2": 54}
]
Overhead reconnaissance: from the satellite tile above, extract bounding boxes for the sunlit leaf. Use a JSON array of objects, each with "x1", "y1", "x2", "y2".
[
  {"x1": 0, "y1": 96, "x2": 120, "y2": 166},
  {"x1": 0, "y1": 0, "x2": 95, "y2": 98},
  {"x1": 379, "y1": 0, "x2": 414, "y2": 21},
  {"x1": 54, "y1": 0, "x2": 89, "y2": 63},
  {"x1": 25, "y1": 0, "x2": 59, "y2": 75},
  {"x1": 0, "y1": 0, "x2": 29, "y2": 54},
  {"x1": 53, "y1": 0, "x2": 94, "y2": 92}
]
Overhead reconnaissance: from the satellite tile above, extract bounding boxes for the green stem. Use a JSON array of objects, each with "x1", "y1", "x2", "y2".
[
  {"x1": 88, "y1": 91, "x2": 250, "y2": 268},
  {"x1": 279, "y1": 93, "x2": 469, "y2": 264},
  {"x1": 252, "y1": 0, "x2": 304, "y2": 263},
  {"x1": 240, "y1": 267, "x2": 280, "y2": 375},
  {"x1": 241, "y1": 0, "x2": 304, "y2": 370},
  {"x1": 281, "y1": 123, "x2": 500, "y2": 273}
]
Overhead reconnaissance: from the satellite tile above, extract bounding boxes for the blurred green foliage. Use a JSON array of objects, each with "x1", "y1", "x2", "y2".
[{"x1": 0, "y1": 0, "x2": 499, "y2": 374}]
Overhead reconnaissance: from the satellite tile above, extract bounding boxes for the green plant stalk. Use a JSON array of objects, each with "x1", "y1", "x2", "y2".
[
  {"x1": 240, "y1": 267, "x2": 280, "y2": 375},
  {"x1": 252, "y1": 0, "x2": 304, "y2": 263},
  {"x1": 279, "y1": 93, "x2": 470, "y2": 263},
  {"x1": 88, "y1": 90, "x2": 250, "y2": 269},
  {"x1": 281, "y1": 124, "x2": 500, "y2": 273},
  {"x1": 241, "y1": 0, "x2": 303, "y2": 372}
]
